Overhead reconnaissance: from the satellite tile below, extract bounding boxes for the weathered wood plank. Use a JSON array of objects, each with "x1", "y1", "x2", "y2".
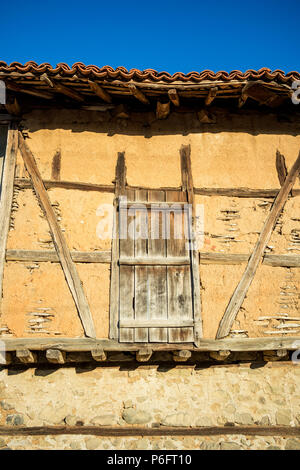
[
  {"x1": 18, "y1": 132, "x2": 96, "y2": 338},
  {"x1": 15, "y1": 178, "x2": 115, "y2": 193},
  {"x1": 216, "y1": 150, "x2": 300, "y2": 339},
  {"x1": 46, "y1": 349, "x2": 66, "y2": 364},
  {"x1": 134, "y1": 189, "x2": 149, "y2": 342},
  {"x1": 148, "y1": 190, "x2": 168, "y2": 342},
  {"x1": 110, "y1": 152, "x2": 126, "y2": 340},
  {"x1": 1, "y1": 336, "x2": 300, "y2": 352},
  {"x1": 5, "y1": 250, "x2": 300, "y2": 268},
  {"x1": 120, "y1": 320, "x2": 194, "y2": 328},
  {"x1": 119, "y1": 188, "x2": 135, "y2": 342},
  {"x1": 180, "y1": 144, "x2": 203, "y2": 342},
  {"x1": 166, "y1": 190, "x2": 194, "y2": 343},
  {"x1": 0, "y1": 125, "x2": 17, "y2": 314}
]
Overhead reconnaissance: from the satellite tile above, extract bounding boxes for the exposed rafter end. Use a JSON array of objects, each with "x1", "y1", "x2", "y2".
[
  {"x1": 16, "y1": 349, "x2": 37, "y2": 364},
  {"x1": 156, "y1": 101, "x2": 170, "y2": 120},
  {"x1": 127, "y1": 83, "x2": 149, "y2": 105},
  {"x1": 136, "y1": 349, "x2": 152, "y2": 362},
  {"x1": 173, "y1": 350, "x2": 192, "y2": 362},
  {"x1": 5, "y1": 81, "x2": 53, "y2": 100},
  {"x1": 40, "y1": 73, "x2": 84, "y2": 102},
  {"x1": 112, "y1": 104, "x2": 130, "y2": 119},
  {"x1": 88, "y1": 81, "x2": 112, "y2": 103},
  {"x1": 238, "y1": 93, "x2": 248, "y2": 108},
  {"x1": 91, "y1": 348, "x2": 107, "y2": 362},
  {"x1": 209, "y1": 350, "x2": 231, "y2": 362},
  {"x1": 197, "y1": 109, "x2": 216, "y2": 124},
  {"x1": 168, "y1": 88, "x2": 180, "y2": 106},
  {"x1": 46, "y1": 349, "x2": 66, "y2": 364},
  {"x1": 263, "y1": 349, "x2": 289, "y2": 362},
  {"x1": 205, "y1": 87, "x2": 218, "y2": 106}
]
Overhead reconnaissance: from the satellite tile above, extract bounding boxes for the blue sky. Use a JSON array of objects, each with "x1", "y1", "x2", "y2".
[{"x1": 1, "y1": 0, "x2": 299, "y2": 74}]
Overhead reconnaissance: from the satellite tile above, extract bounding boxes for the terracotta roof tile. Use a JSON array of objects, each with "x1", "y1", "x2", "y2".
[{"x1": 0, "y1": 61, "x2": 299, "y2": 84}]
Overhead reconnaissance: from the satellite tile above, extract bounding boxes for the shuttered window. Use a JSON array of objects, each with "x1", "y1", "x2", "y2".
[{"x1": 117, "y1": 188, "x2": 197, "y2": 343}]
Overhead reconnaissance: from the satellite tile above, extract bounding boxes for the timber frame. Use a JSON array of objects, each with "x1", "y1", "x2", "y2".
[{"x1": 0, "y1": 64, "x2": 300, "y2": 364}]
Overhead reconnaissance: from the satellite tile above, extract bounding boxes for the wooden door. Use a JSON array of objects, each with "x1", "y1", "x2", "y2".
[{"x1": 118, "y1": 188, "x2": 196, "y2": 343}]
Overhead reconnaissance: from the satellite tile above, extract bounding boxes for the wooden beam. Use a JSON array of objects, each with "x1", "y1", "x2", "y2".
[
  {"x1": 276, "y1": 150, "x2": 288, "y2": 187},
  {"x1": 46, "y1": 349, "x2": 66, "y2": 364},
  {"x1": 119, "y1": 256, "x2": 190, "y2": 266},
  {"x1": 40, "y1": 74, "x2": 84, "y2": 102},
  {"x1": 156, "y1": 101, "x2": 170, "y2": 119},
  {"x1": 168, "y1": 88, "x2": 180, "y2": 106},
  {"x1": 91, "y1": 348, "x2": 107, "y2": 362},
  {"x1": 109, "y1": 152, "x2": 126, "y2": 340},
  {"x1": 199, "y1": 252, "x2": 300, "y2": 268},
  {"x1": 194, "y1": 187, "x2": 300, "y2": 197},
  {"x1": 18, "y1": 132, "x2": 96, "y2": 338},
  {"x1": 180, "y1": 144, "x2": 203, "y2": 344},
  {"x1": 136, "y1": 349, "x2": 152, "y2": 362},
  {"x1": 197, "y1": 109, "x2": 216, "y2": 124},
  {"x1": 216, "y1": 150, "x2": 300, "y2": 339},
  {"x1": 14, "y1": 177, "x2": 115, "y2": 193},
  {"x1": 88, "y1": 81, "x2": 112, "y2": 103},
  {"x1": 16, "y1": 349, "x2": 37, "y2": 364},
  {"x1": 173, "y1": 350, "x2": 192, "y2": 362},
  {"x1": 120, "y1": 320, "x2": 194, "y2": 328},
  {"x1": 205, "y1": 87, "x2": 218, "y2": 106},
  {"x1": 6, "y1": 249, "x2": 111, "y2": 263},
  {"x1": 0, "y1": 125, "x2": 17, "y2": 314},
  {"x1": 0, "y1": 425, "x2": 299, "y2": 437},
  {"x1": 2, "y1": 336, "x2": 300, "y2": 353},
  {"x1": 209, "y1": 350, "x2": 231, "y2": 361},
  {"x1": 5, "y1": 81, "x2": 53, "y2": 100},
  {"x1": 127, "y1": 83, "x2": 149, "y2": 105},
  {"x1": 112, "y1": 104, "x2": 130, "y2": 119}
]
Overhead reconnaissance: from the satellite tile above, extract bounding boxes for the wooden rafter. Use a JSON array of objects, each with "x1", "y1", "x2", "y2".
[
  {"x1": 40, "y1": 74, "x2": 84, "y2": 102},
  {"x1": 5, "y1": 81, "x2": 53, "y2": 100},
  {"x1": 156, "y1": 101, "x2": 170, "y2": 119},
  {"x1": 216, "y1": 150, "x2": 300, "y2": 339},
  {"x1": 127, "y1": 83, "x2": 149, "y2": 105},
  {"x1": 168, "y1": 88, "x2": 180, "y2": 106},
  {"x1": 18, "y1": 132, "x2": 96, "y2": 338},
  {"x1": 0, "y1": 124, "x2": 18, "y2": 314},
  {"x1": 88, "y1": 81, "x2": 112, "y2": 103},
  {"x1": 205, "y1": 87, "x2": 218, "y2": 106}
]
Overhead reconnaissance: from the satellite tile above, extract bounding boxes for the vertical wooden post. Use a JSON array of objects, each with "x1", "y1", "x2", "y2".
[
  {"x1": 109, "y1": 152, "x2": 126, "y2": 339},
  {"x1": 0, "y1": 124, "x2": 17, "y2": 314},
  {"x1": 180, "y1": 144, "x2": 203, "y2": 344}
]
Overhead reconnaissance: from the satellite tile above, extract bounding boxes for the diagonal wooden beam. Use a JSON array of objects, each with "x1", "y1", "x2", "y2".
[
  {"x1": 205, "y1": 87, "x2": 218, "y2": 106},
  {"x1": 168, "y1": 88, "x2": 180, "y2": 106},
  {"x1": 88, "y1": 81, "x2": 112, "y2": 103},
  {"x1": 0, "y1": 124, "x2": 18, "y2": 314},
  {"x1": 127, "y1": 83, "x2": 149, "y2": 105},
  {"x1": 276, "y1": 150, "x2": 288, "y2": 186},
  {"x1": 216, "y1": 150, "x2": 300, "y2": 339},
  {"x1": 18, "y1": 132, "x2": 96, "y2": 338},
  {"x1": 40, "y1": 74, "x2": 84, "y2": 102}
]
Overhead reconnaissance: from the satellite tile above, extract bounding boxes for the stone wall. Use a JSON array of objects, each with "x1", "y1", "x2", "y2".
[{"x1": 0, "y1": 362, "x2": 299, "y2": 450}]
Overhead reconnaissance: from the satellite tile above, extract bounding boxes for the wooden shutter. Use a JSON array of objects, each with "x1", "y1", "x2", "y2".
[{"x1": 117, "y1": 188, "x2": 196, "y2": 343}]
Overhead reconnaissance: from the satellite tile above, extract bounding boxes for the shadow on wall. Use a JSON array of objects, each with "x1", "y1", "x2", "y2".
[{"x1": 22, "y1": 107, "x2": 300, "y2": 138}]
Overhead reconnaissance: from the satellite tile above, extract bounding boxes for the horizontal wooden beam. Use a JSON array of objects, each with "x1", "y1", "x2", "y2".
[
  {"x1": 6, "y1": 249, "x2": 111, "y2": 263},
  {"x1": 119, "y1": 256, "x2": 190, "y2": 266},
  {"x1": 119, "y1": 320, "x2": 194, "y2": 328},
  {"x1": 5, "y1": 250, "x2": 300, "y2": 268},
  {"x1": 14, "y1": 178, "x2": 300, "y2": 198},
  {"x1": 0, "y1": 425, "x2": 299, "y2": 437},
  {"x1": 14, "y1": 178, "x2": 115, "y2": 193},
  {"x1": 2, "y1": 336, "x2": 300, "y2": 352},
  {"x1": 5, "y1": 81, "x2": 53, "y2": 100}
]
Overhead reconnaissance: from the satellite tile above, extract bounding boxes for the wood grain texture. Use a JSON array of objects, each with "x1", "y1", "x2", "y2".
[
  {"x1": 18, "y1": 132, "x2": 96, "y2": 338},
  {"x1": 216, "y1": 150, "x2": 300, "y2": 339},
  {"x1": 0, "y1": 125, "x2": 17, "y2": 314},
  {"x1": 109, "y1": 152, "x2": 126, "y2": 340}
]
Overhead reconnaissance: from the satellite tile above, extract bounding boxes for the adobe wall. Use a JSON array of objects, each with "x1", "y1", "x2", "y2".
[
  {"x1": 0, "y1": 362, "x2": 299, "y2": 450},
  {"x1": 1, "y1": 108, "x2": 299, "y2": 339}
]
